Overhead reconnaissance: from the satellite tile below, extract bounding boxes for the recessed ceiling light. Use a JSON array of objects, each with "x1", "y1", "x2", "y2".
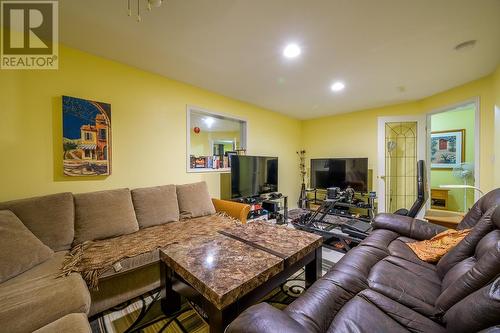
[
  {"x1": 454, "y1": 40, "x2": 477, "y2": 52},
  {"x1": 283, "y1": 43, "x2": 301, "y2": 58},
  {"x1": 330, "y1": 81, "x2": 345, "y2": 92}
]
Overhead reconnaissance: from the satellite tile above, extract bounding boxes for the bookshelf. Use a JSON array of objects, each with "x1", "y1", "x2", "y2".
[{"x1": 189, "y1": 168, "x2": 231, "y2": 173}]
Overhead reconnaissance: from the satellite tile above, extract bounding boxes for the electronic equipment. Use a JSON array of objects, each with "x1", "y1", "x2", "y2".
[
  {"x1": 345, "y1": 186, "x2": 355, "y2": 203},
  {"x1": 230, "y1": 155, "x2": 278, "y2": 198},
  {"x1": 327, "y1": 187, "x2": 340, "y2": 199},
  {"x1": 262, "y1": 200, "x2": 279, "y2": 213},
  {"x1": 341, "y1": 219, "x2": 372, "y2": 238},
  {"x1": 310, "y1": 158, "x2": 368, "y2": 192},
  {"x1": 268, "y1": 192, "x2": 283, "y2": 199}
]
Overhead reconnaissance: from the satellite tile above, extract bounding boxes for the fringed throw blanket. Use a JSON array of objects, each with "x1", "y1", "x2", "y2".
[
  {"x1": 60, "y1": 213, "x2": 239, "y2": 289},
  {"x1": 406, "y1": 228, "x2": 471, "y2": 263}
]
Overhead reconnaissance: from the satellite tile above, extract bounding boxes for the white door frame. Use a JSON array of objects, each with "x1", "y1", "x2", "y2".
[
  {"x1": 377, "y1": 115, "x2": 427, "y2": 214},
  {"x1": 426, "y1": 97, "x2": 481, "y2": 206}
]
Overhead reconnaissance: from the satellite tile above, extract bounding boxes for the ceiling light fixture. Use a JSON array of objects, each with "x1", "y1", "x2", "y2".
[
  {"x1": 204, "y1": 117, "x2": 215, "y2": 128},
  {"x1": 127, "y1": 0, "x2": 164, "y2": 22},
  {"x1": 283, "y1": 43, "x2": 301, "y2": 59},
  {"x1": 330, "y1": 81, "x2": 345, "y2": 92}
]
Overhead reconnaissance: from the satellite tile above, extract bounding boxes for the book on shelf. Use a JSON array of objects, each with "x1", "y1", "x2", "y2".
[{"x1": 190, "y1": 155, "x2": 230, "y2": 169}]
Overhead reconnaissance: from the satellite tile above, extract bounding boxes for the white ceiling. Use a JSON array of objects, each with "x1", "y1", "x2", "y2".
[{"x1": 59, "y1": 0, "x2": 500, "y2": 119}]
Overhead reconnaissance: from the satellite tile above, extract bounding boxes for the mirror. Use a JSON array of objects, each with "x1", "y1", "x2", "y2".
[{"x1": 187, "y1": 106, "x2": 247, "y2": 172}]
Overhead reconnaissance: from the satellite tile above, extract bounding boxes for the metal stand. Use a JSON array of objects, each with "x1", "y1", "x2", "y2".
[{"x1": 292, "y1": 198, "x2": 372, "y2": 253}]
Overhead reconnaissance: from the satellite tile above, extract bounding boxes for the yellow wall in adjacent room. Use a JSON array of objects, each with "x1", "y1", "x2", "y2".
[
  {"x1": 0, "y1": 46, "x2": 302, "y2": 203},
  {"x1": 430, "y1": 107, "x2": 475, "y2": 212},
  {"x1": 303, "y1": 74, "x2": 496, "y2": 204},
  {"x1": 190, "y1": 130, "x2": 240, "y2": 157}
]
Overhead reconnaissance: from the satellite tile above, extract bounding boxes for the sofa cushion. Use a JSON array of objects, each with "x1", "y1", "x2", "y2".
[
  {"x1": 0, "y1": 192, "x2": 74, "y2": 251},
  {"x1": 436, "y1": 241, "x2": 500, "y2": 313},
  {"x1": 0, "y1": 268, "x2": 91, "y2": 333},
  {"x1": 367, "y1": 257, "x2": 441, "y2": 316},
  {"x1": 0, "y1": 210, "x2": 54, "y2": 283},
  {"x1": 176, "y1": 181, "x2": 215, "y2": 219},
  {"x1": 437, "y1": 206, "x2": 497, "y2": 277},
  {"x1": 328, "y1": 290, "x2": 446, "y2": 333},
  {"x1": 33, "y1": 313, "x2": 91, "y2": 333},
  {"x1": 285, "y1": 245, "x2": 387, "y2": 332},
  {"x1": 457, "y1": 189, "x2": 500, "y2": 229},
  {"x1": 443, "y1": 277, "x2": 500, "y2": 333},
  {"x1": 1, "y1": 251, "x2": 67, "y2": 287},
  {"x1": 361, "y1": 229, "x2": 436, "y2": 270},
  {"x1": 89, "y1": 261, "x2": 160, "y2": 316},
  {"x1": 131, "y1": 185, "x2": 179, "y2": 228},
  {"x1": 73, "y1": 188, "x2": 139, "y2": 244}
]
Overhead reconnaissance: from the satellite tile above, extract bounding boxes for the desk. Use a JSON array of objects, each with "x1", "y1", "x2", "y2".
[
  {"x1": 431, "y1": 188, "x2": 450, "y2": 210},
  {"x1": 424, "y1": 209, "x2": 465, "y2": 229}
]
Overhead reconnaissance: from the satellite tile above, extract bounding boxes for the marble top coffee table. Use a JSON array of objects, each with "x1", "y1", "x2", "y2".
[{"x1": 159, "y1": 221, "x2": 322, "y2": 333}]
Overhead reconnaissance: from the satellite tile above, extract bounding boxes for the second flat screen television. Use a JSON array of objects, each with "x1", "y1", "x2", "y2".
[
  {"x1": 311, "y1": 158, "x2": 368, "y2": 192},
  {"x1": 230, "y1": 155, "x2": 278, "y2": 198}
]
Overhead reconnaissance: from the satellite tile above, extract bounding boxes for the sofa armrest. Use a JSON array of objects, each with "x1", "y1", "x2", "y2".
[
  {"x1": 212, "y1": 198, "x2": 250, "y2": 223},
  {"x1": 373, "y1": 213, "x2": 448, "y2": 240},
  {"x1": 226, "y1": 303, "x2": 307, "y2": 333}
]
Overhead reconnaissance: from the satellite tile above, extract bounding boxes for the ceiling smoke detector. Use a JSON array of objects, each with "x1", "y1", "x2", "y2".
[{"x1": 454, "y1": 40, "x2": 477, "y2": 52}]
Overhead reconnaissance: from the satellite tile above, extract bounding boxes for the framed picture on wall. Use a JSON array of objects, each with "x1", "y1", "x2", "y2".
[
  {"x1": 62, "y1": 96, "x2": 112, "y2": 176},
  {"x1": 430, "y1": 129, "x2": 465, "y2": 169}
]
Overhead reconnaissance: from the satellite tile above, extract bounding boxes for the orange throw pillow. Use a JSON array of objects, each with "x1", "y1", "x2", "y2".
[{"x1": 406, "y1": 228, "x2": 471, "y2": 263}]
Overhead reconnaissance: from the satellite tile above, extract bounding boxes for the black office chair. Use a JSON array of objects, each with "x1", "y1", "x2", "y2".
[{"x1": 394, "y1": 160, "x2": 427, "y2": 218}]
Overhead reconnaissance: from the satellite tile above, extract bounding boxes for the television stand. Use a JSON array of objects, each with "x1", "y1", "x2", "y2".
[{"x1": 233, "y1": 193, "x2": 288, "y2": 224}]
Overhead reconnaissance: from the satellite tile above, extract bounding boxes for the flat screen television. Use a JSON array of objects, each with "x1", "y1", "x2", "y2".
[
  {"x1": 230, "y1": 155, "x2": 278, "y2": 198},
  {"x1": 310, "y1": 158, "x2": 368, "y2": 192}
]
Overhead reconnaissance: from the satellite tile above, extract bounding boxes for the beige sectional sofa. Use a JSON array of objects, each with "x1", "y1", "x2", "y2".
[{"x1": 0, "y1": 182, "x2": 249, "y2": 333}]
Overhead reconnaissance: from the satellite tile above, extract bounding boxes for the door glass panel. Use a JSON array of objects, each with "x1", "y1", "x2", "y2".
[{"x1": 385, "y1": 122, "x2": 417, "y2": 213}]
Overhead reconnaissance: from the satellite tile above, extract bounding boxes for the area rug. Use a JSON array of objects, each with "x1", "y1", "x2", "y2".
[{"x1": 90, "y1": 259, "x2": 334, "y2": 333}]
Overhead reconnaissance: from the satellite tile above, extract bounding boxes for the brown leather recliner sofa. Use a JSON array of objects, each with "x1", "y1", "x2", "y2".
[{"x1": 227, "y1": 189, "x2": 500, "y2": 333}]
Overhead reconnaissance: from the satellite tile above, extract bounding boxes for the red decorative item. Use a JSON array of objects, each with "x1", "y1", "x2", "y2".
[{"x1": 193, "y1": 126, "x2": 200, "y2": 134}]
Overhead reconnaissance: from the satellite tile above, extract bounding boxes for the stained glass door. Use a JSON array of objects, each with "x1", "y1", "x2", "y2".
[{"x1": 377, "y1": 116, "x2": 426, "y2": 214}]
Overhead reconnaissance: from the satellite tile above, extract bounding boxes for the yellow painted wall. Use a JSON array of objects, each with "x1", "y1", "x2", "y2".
[
  {"x1": 0, "y1": 46, "x2": 302, "y2": 202},
  {"x1": 1, "y1": 45, "x2": 497, "y2": 206},
  {"x1": 494, "y1": 65, "x2": 500, "y2": 187},
  {"x1": 430, "y1": 107, "x2": 475, "y2": 212},
  {"x1": 303, "y1": 74, "x2": 497, "y2": 202}
]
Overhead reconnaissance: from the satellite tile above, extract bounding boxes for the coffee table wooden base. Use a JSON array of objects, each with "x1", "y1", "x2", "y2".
[{"x1": 160, "y1": 247, "x2": 322, "y2": 333}]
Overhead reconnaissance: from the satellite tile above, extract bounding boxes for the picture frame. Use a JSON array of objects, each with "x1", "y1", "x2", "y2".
[
  {"x1": 430, "y1": 129, "x2": 465, "y2": 169},
  {"x1": 63, "y1": 96, "x2": 112, "y2": 176}
]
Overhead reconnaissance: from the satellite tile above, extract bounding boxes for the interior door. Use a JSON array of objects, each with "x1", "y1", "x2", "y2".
[{"x1": 377, "y1": 116, "x2": 427, "y2": 214}]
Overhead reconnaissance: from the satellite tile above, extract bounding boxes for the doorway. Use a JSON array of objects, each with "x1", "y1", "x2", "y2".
[
  {"x1": 427, "y1": 100, "x2": 479, "y2": 213},
  {"x1": 377, "y1": 115, "x2": 427, "y2": 214}
]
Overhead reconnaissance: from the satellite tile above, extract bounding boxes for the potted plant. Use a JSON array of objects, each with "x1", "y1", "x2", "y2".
[{"x1": 297, "y1": 150, "x2": 307, "y2": 208}]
